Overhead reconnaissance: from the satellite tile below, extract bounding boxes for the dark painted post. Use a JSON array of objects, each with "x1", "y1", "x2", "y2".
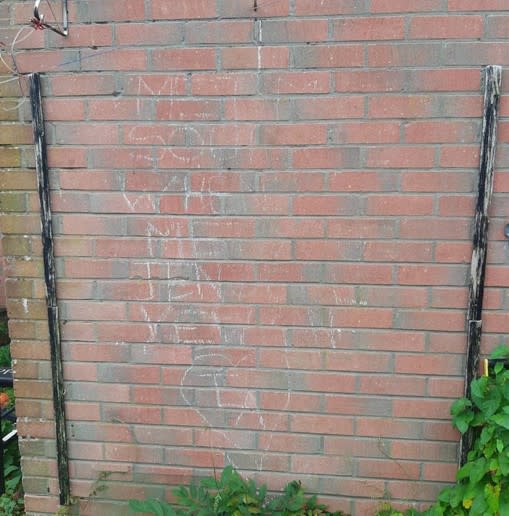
[
  {"x1": 29, "y1": 73, "x2": 70, "y2": 506},
  {"x1": 459, "y1": 65, "x2": 502, "y2": 466}
]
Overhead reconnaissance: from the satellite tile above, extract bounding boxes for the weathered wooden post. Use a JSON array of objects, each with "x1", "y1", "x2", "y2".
[
  {"x1": 460, "y1": 65, "x2": 502, "y2": 466},
  {"x1": 29, "y1": 72, "x2": 70, "y2": 506}
]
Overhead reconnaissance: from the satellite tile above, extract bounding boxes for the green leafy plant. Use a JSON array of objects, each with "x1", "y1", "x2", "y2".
[
  {"x1": 377, "y1": 345, "x2": 509, "y2": 516},
  {"x1": 426, "y1": 345, "x2": 509, "y2": 515},
  {"x1": 0, "y1": 317, "x2": 23, "y2": 515},
  {"x1": 0, "y1": 420, "x2": 23, "y2": 515},
  {"x1": 375, "y1": 503, "x2": 422, "y2": 516},
  {"x1": 129, "y1": 465, "x2": 347, "y2": 516}
]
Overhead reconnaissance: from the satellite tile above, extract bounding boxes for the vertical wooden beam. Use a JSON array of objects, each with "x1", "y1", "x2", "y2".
[
  {"x1": 29, "y1": 73, "x2": 70, "y2": 506},
  {"x1": 459, "y1": 65, "x2": 502, "y2": 466}
]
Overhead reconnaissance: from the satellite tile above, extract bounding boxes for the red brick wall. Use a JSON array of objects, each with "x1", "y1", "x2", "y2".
[{"x1": 2, "y1": 1, "x2": 509, "y2": 514}]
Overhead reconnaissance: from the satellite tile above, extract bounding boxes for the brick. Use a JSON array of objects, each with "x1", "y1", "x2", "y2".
[
  {"x1": 290, "y1": 413, "x2": 354, "y2": 435},
  {"x1": 259, "y1": 173, "x2": 325, "y2": 193},
  {"x1": 295, "y1": 240, "x2": 362, "y2": 261},
  {"x1": 487, "y1": 16, "x2": 509, "y2": 38},
  {"x1": 371, "y1": 0, "x2": 442, "y2": 11},
  {"x1": 328, "y1": 218, "x2": 397, "y2": 239},
  {"x1": 54, "y1": 123, "x2": 120, "y2": 145},
  {"x1": 292, "y1": 455, "x2": 352, "y2": 476},
  {"x1": 401, "y1": 171, "x2": 474, "y2": 192},
  {"x1": 260, "y1": 124, "x2": 328, "y2": 145},
  {"x1": 185, "y1": 21, "x2": 252, "y2": 44},
  {"x1": 15, "y1": 49, "x2": 81, "y2": 73},
  {"x1": 359, "y1": 375, "x2": 426, "y2": 396},
  {"x1": 368, "y1": 44, "x2": 442, "y2": 67},
  {"x1": 80, "y1": 49, "x2": 147, "y2": 72},
  {"x1": 364, "y1": 242, "x2": 433, "y2": 263},
  {"x1": 261, "y1": 20, "x2": 329, "y2": 43},
  {"x1": 295, "y1": 0, "x2": 368, "y2": 15},
  {"x1": 151, "y1": 0, "x2": 216, "y2": 19},
  {"x1": 0, "y1": 124, "x2": 32, "y2": 145},
  {"x1": 123, "y1": 74, "x2": 187, "y2": 96},
  {"x1": 292, "y1": 45, "x2": 364, "y2": 68},
  {"x1": 404, "y1": 121, "x2": 478, "y2": 143},
  {"x1": 224, "y1": 98, "x2": 291, "y2": 120},
  {"x1": 116, "y1": 22, "x2": 183, "y2": 46},
  {"x1": 191, "y1": 73, "x2": 257, "y2": 95},
  {"x1": 367, "y1": 147, "x2": 435, "y2": 168},
  {"x1": 449, "y1": 0, "x2": 508, "y2": 10},
  {"x1": 333, "y1": 17, "x2": 404, "y2": 41},
  {"x1": 77, "y1": 0, "x2": 146, "y2": 22},
  {"x1": 395, "y1": 354, "x2": 464, "y2": 376},
  {"x1": 91, "y1": 148, "x2": 155, "y2": 170},
  {"x1": 393, "y1": 399, "x2": 452, "y2": 420},
  {"x1": 395, "y1": 310, "x2": 465, "y2": 331},
  {"x1": 262, "y1": 71, "x2": 330, "y2": 94},
  {"x1": 152, "y1": 48, "x2": 216, "y2": 71},
  {"x1": 359, "y1": 459, "x2": 420, "y2": 480},
  {"x1": 366, "y1": 195, "x2": 433, "y2": 215},
  {"x1": 293, "y1": 147, "x2": 360, "y2": 169},
  {"x1": 292, "y1": 195, "x2": 359, "y2": 215},
  {"x1": 50, "y1": 24, "x2": 113, "y2": 48},
  {"x1": 440, "y1": 145, "x2": 479, "y2": 168},
  {"x1": 335, "y1": 122, "x2": 400, "y2": 144},
  {"x1": 224, "y1": 284, "x2": 286, "y2": 304},
  {"x1": 88, "y1": 98, "x2": 151, "y2": 121},
  {"x1": 218, "y1": 0, "x2": 289, "y2": 17},
  {"x1": 49, "y1": 74, "x2": 116, "y2": 96},
  {"x1": 399, "y1": 218, "x2": 471, "y2": 240},
  {"x1": 397, "y1": 265, "x2": 467, "y2": 286},
  {"x1": 369, "y1": 95, "x2": 437, "y2": 118},
  {"x1": 444, "y1": 42, "x2": 509, "y2": 66},
  {"x1": 123, "y1": 125, "x2": 186, "y2": 146},
  {"x1": 410, "y1": 16, "x2": 483, "y2": 39},
  {"x1": 221, "y1": 46, "x2": 289, "y2": 69},
  {"x1": 408, "y1": 69, "x2": 481, "y2": 92},
  {"x1": 294, "y1": 96, "x2": 364, "y2": 120},
  {"x1": 125, "y1": 172, "x2": 186, "y2": 192},
  {"x1": 0, "y1": 147, "x2": 20, "y2": 167},
  {"x1": 188, "y1": 125, "x2": 257, "y2": 146},
  {"x1": 156, "y1": 99, "x2": 221, "y2": 121},
  {"x1": 325, "y1": 263, "x2": 393, "y2": 284},
  {"x1": 335, "y1": 70, "x2": 404, "y2": 93}
]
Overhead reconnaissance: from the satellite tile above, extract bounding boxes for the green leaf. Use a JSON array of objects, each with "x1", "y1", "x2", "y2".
[
  {"x1": 128, "y1": 499, "x2": 176, "y2": 516},
  {"x1": 491, "y1": 414, "x2": 509, "y2": 430},
  {"x1": 480, "y1": 425, "x2": 495, "y2": 446},
  {"x1": 200, "y1": 477, "x2": 218, "y2": 489},
  {"x1": 491, "y1": 345, "x2": 509, "y2": 360},
  {"x1": 469, "y1": 457, "x2": 488, "y2": 484},
  {"x1": 499, "y1": 453, "x2": 509, "y2": 475},
  {"x1": 456, "y1": 462, "x2": 472, "y2": 481}
]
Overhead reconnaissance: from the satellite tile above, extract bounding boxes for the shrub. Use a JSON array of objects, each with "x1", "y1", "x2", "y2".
[
  {"x1": 129, "y1": 465, "x2": 347, "y2": 516},
  {"x1": 378, "y1": 345, "x2": 509, "y2": 516}
]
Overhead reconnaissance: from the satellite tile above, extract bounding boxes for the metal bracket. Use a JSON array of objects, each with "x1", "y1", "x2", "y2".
[{"x1": 32, "y1": 0, "x2": 68, "y2": 37}]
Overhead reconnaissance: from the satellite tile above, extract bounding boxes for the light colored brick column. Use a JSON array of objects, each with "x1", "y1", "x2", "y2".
[{"x1": 0, "y1": 40, "x2": 61, "y2": 516}]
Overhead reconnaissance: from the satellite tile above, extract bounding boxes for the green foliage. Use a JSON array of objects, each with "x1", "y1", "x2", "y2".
[
  {"x1": 0, "y1": 319, "x2": 23, "y2": 515},
  {"x1": 129, "y1": 465, "x2": 347, "y2": 516},
  {"x1": 0, "y1": 420, "x2": 24, "y2": 515},
  {"x1": 376, "y1": 502, "x2": 422, "y2": 516},
  {"x1": 377, "y1": 345, "x2": 509, "y2": 516}
]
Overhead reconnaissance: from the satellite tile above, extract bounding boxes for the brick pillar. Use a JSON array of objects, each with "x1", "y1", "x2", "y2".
[{"x1": 0, "y1": 41, "x2": 61, "y2": 516}]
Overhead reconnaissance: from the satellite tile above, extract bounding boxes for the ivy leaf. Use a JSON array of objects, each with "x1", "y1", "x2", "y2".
[
  {"x1": 469, "y1": 457, "x2": 488, "y2": 484},
  {"x1": 491, "y1": 345, "x2": 509, "y2": 360},
  {"x1": 200, "y1": 477, "x2": 218, "y2": 489},
  {"x1": 500, "y1": 485, "x2": 509, "y2": 514},
  {"x1": 456, "y1": 462, "x2": 472, "y2": 481},
  {"x1": 491, "y1": 414, "x2": 509, "y2": 430},
  {"x1": 451, "y1": 398, "x2": 474, "y2": 433}
]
